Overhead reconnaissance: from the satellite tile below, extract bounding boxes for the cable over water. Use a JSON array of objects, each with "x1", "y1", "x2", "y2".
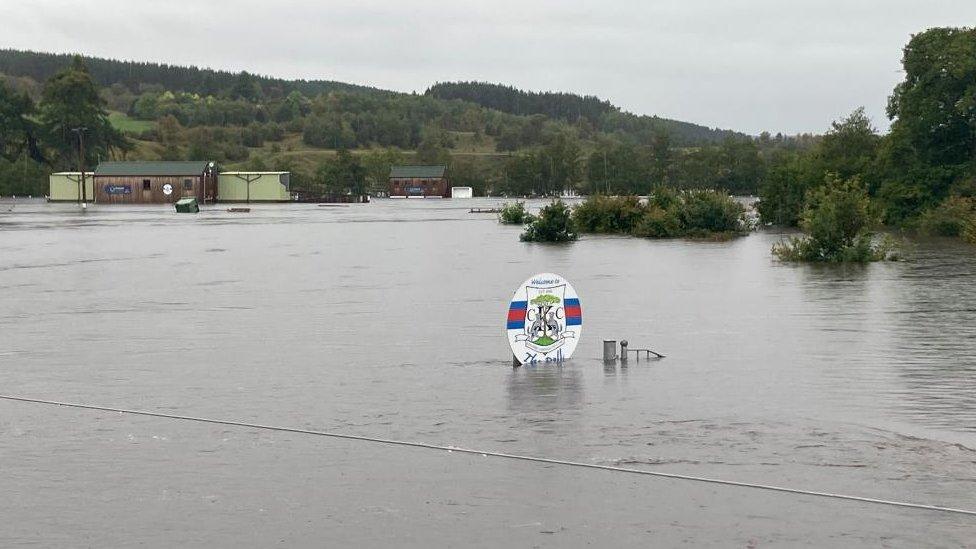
[{"x1": 1, "y1": 394, "x2": 974, "y2": 517}]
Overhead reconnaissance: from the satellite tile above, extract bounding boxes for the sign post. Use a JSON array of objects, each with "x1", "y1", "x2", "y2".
[{"x1": 507, "y1": 273, "x2": 583, "y2": 365}]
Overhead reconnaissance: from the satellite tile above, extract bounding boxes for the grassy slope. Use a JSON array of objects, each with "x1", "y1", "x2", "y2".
[
  {"x1": 123, "y1": 129, "x2": 516, "y2": 173},
  {"x1": 108, "y1": 111, "x2": 155, "y2": 133}
]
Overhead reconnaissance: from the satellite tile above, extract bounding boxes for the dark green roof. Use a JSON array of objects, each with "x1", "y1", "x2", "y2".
[
  {"x1": 389, "y1": 165, "x2": 446, "y2": 179},
  {"x1": 95, "y1": 161, "x2": 212, "y2": 177}
]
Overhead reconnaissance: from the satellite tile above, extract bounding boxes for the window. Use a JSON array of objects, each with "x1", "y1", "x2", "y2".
[
  {"x1": 183, "y1": 179, "x2": 193, "y2": 191},
  {"x1": 142, "y1": 179, "x2": 151, "y2": 191}
]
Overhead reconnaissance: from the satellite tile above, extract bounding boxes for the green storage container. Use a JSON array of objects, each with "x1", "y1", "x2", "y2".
[{"x1": 175, "y1": 198, "x2": 199, "y2": 213}]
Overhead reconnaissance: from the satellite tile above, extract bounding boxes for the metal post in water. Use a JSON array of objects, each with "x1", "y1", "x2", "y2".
[
  {"x1": 603, "y1": 340, "x2": 617, "y2": 362},
  {"x1": 620, "y1": 340, "x2": 629, "y2": 363}
]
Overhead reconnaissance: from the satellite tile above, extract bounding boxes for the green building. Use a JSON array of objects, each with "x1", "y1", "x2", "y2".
[
  {"x1": 48, "y1": 172, "x2": 95, "y2": 202},
  {"x1": 217, "y1": 172, "x2": 291, "y2": 202}
]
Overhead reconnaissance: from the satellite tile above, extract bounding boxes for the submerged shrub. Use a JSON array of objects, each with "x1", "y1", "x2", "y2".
[
  {"x1": 570, "y1": 188, "x2": 748, "y2": 240},
  {"x1": 498, "y1": 201, "x2": 533, "y2": 225},
  {"x1": 632, "y1": 205, "x2": 682, "y2": 238},
  {"x1": 647, "y1": 186, "x2": 682, "y2": 211},
  {"x1": 773, "y1": 175, "x2": 895, "y2": 262},
  {"x1": 571, "y1": 195, "x2": 644, "y2": 233},
  {"x1": 917, "y1": 196, "x2": 976, "y2": 237},
  {"x1": 676, "y1": 190, "x2": 747, "y2": 236},
  {"x1": 521, "y1": 200, "x2": 578, "y2": 242}
]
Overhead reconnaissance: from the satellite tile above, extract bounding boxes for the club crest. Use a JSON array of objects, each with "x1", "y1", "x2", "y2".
[{"x1": 507, "y1": 273, "x2": 582, "y2": 364}]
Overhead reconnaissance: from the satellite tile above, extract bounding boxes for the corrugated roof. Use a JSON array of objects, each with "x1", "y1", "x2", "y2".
[
  {"x1": 389, "y1": 165, "x2": 446, "y2": 178},
  {"x1": 95, "y1": 161, "x2": 212, "y2": 177},
  {"x1": 219, "y1": 171, "x2": 288, "y2": 175}
]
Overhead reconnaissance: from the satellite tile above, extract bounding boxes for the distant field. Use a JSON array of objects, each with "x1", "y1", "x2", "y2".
[
  {"x1": 108, "y1": 112, "x2": 155, "y2": 133},
  {"x1": 126, "y1": 129, "x2": 513, "y2": 171}
]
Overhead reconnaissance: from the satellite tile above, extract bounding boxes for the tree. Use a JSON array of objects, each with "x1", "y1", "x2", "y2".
[
  {"x1": 521, "y1": 200, "x2": 578, "y2": 242},
  {"x1": 448, "y1": 156, "x2": 490, "y2": 196},
  {"x1": 503, "y1": 151, "x2": 543, "y2": 196},
  {"x1": 887, "y1": 28, "x2": 976, "y2": 169},
  {"x1": 757, "y1": 152, "x2": 814, "y2": 226},
  {"x1": 274, "y1": 90, "x2": 308, "y2": 122},
  {"x1": 539, "y1": 129, "x2": 582, "y2": 195},
  {"x1": 877, "y1": 27, "x2": 976, "y2": 222},
  {"x1": 759, "y1": 109, "x2": 880, "y2": 226},
  {"x1": 316, "y1": 148, "x2": 366, "y2": 196},
  {"x1": 303, "y1": 115, "x2": 356, "y2": 149},
  {"x1": 817, "y1": 107, "x2": 880, "y2": 183},
  {"x1": 38, "y1": 55, "x2": 127, "y2": 168},
  {"x1": 361, "y1": 147, "x2": 405, "y2": 193},
  {"x1": 157, "y1": 114, "x2": 182, "y2": 160},
  {"x1": 416, "y1": 125, "x2": 453, "y2": 165},
  {"x1": 772, "y1": 175, "x2": 890, "y2": 262},
  {"x1": 231, "y1": 71, "x2": 261, "y2": 102},
  {"x1": 586, "y1": 139, "x2": 648, "y2": 195},
  {"x1": 0, "y1": 81, "x2": 36, "y2": 162}
]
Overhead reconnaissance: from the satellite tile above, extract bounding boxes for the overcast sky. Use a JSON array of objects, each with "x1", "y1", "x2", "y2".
[{"x1": 2, "y1": 1, "x2": 973, "y2": 135}]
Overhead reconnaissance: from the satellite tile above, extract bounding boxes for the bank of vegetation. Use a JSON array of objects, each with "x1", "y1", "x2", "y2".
[
  {"x1": 1, "y1": 27, "x2": 972, "y2": 263},
  {"x1": 510, "y1": 191, "x2": 747, "y2": 243},
  {"x1": 758, "y1": 27, "x2": 976, "y2": 260}
]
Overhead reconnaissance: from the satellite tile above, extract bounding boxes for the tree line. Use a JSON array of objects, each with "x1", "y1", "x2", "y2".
[
  {"x1": 757, "y1": 27, "x2": 976, "y2": 238},
  {"x1": 426, "y1": 81, "x2": 744, "y2": 145},
  {"x1": 0, "y1": 56, "x2": 126, "y2": 196}
]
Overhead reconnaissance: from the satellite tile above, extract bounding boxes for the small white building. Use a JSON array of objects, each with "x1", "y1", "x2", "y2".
[{"x1": 451, "y1": 186, "x2": 473, "y2": 199}]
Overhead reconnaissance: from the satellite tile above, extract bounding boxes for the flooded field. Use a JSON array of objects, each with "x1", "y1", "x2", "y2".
[{"x1": 2, "y1": 199, "x2": 976, "y2": 546}]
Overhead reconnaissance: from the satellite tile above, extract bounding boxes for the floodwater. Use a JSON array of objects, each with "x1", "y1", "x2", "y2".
[{"x1": 1, "y1": 198, "x2": 975, "y2": 547}]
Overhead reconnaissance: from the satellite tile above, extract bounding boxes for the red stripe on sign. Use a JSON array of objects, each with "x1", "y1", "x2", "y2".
[
  {"x1": 507, "y1": 309, "x2": 525, "y2": 322},
  {"x1": 564, "y1": 305, "x2": 582, "y2": 318}
]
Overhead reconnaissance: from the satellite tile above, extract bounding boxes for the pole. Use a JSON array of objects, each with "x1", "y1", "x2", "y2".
[
  {"x1": 79, "y1": 132, "x2": 86, "y2": 205},
  {"x1": 71, "y1": 127, "x2": 89, "y2": 208},
  {"x1": 603, "y1": 150, "x2": 608, "y2": 195}
]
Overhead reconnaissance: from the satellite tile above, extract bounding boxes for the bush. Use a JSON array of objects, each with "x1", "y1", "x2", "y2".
[
  {"x1": 0, "y1": 157, "x2": 47, "y2": 197},
  {"x1": 917, "y1": 196, "x2": 975, "y2": 237},
  {"x1": 570, "y1": 189, "x2": 748, "y2": 239},
  {"x1": 676, "y1": 190, "x2": 746, "y2": 236},
  {"x1": 521, "y1": 200, "x2": 578, "y2": 242},
  {"x1": 498, "y1": 202, "x2": 533, "y2": 224},
  {"x1": 572, "y1": 195, "x2": 644, "y2": 233},
  {"x1": 773, "y1": 175, "x2": 895, "y2": 262},
  {"x1": 647, "y1": 186, "x2": 681, "y2": 211},
  {"x1": 632, "y1": 205, "x2": 682, "y2": 238},
  {"x1": 964, "y1": 221, "x2": 976, "y2": 244}
]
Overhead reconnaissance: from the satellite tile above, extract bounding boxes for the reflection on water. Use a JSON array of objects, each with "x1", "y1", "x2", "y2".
[{"x1": 507, "y1": 366, "x2": 584, "y2": 415}]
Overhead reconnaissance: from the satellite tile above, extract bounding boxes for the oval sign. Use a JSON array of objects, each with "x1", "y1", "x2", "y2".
[
  {"x1": 507, "y1": 273, "x2": 582, "y2": 365},
  {"x1": 162, "y1": 183, "x2": 173, "y2": 196}
]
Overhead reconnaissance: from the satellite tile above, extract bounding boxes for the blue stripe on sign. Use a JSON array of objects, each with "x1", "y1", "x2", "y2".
[
  {"x1": 509, "y1": 301, "x2": 528, "y2": 310},
  {"x1": 507, "y1": 320, "x2": 524, "y2": 330},
  {"x1": 564, "y1": 298, "x2": 580, "y2": 307},
  {"x1": 566, "y1": 317, "x2": 582, "y2": 326}
]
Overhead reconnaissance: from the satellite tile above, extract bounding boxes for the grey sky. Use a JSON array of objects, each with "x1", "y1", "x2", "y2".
[{"x1": 2, "y1": 0, "x2": 974, "y2": 134}]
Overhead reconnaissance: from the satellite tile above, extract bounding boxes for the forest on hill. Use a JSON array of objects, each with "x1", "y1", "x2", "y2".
[
  {"x1": 0, "y1": 48, "x2": 802, "y2": 198},
  {"x1": 425, "y1": 81, "x2": 743, "y2": 144}
]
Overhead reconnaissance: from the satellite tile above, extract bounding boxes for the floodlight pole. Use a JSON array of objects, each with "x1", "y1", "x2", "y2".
[{"x1": 71, "y1": 127, "x2": 89, "y2": 208}]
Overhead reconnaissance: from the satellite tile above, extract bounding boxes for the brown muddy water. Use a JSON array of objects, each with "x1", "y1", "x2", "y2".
[{"x1": 1, "y1": 198, "x2": 975, "y2": 547}]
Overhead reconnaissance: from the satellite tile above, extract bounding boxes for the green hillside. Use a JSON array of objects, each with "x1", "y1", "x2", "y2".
[{"x1": 0, "y1": 49, "x2": 800, "y2": 198}]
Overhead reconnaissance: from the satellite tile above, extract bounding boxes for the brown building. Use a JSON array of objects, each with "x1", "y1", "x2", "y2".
[
  {"x1": 94, "y1": 161, "x2": 216, "y2": 204},
  {"x1": 389, "y1": 165, "x2": 449, "y2": 198}
]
